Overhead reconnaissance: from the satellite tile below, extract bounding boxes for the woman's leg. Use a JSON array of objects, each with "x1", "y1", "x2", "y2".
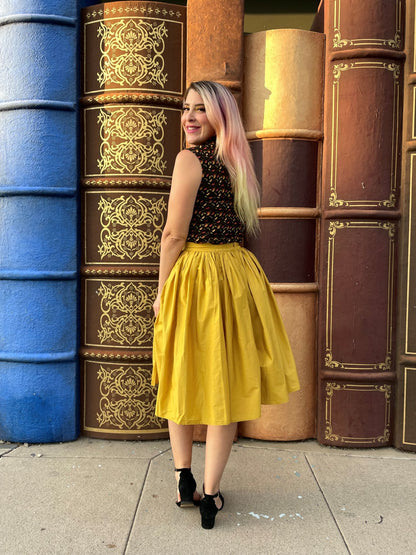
[
  {"x1": 204, "y1": 422, "x2": 237, "y2": 505},
  {"x1": 168, "y1": 420, "x2": 200, "y2": 502},
  {"x1": 168, "y1": 420, "x2": 194, "y2": 467}
]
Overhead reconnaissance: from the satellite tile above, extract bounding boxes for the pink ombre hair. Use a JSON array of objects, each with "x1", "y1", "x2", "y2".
[{"x1": 186, "y1": 81, "x2": 260, "y2": 236}]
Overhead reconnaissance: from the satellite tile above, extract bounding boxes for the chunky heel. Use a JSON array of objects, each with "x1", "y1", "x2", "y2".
[
  {"x1": 200, "y1": 486, "x2": 224, "y2": 529},
  {"x1": 175, "y1": 468, "x2": 200, "y2": 508}
]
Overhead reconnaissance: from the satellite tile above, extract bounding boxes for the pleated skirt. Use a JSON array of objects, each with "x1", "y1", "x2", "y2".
[{"x1": 152, "y1": 242, "x2": 300, "y2": 425}]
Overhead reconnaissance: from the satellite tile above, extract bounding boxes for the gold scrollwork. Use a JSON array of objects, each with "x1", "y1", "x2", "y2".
[
  {"x1": 96, "y1": 364, "x2": 164, "y2": 430},
  {"x1": 98, "y1": 194, "x2": 166, "y2": 261},
  {"x1": 97, "y1": 281, "x2": 156, "y2": 347},
  {"x1": 324, "y1": 383, "x2": 391, "y2": 443},
  {"x1": 97, "y1": 18, "x2": 168, "y2": 89},
  {"x1": 97, "y1": 106, "x2": 167, "y2": 175}
]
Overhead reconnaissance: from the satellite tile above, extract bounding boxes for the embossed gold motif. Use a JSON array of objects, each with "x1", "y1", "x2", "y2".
[
  {"x1": 98, "y1": 194, "x2": 166, "y2": 261},
  {"x1": 325, "y1": 383, "x2": 391, "y2": 443},
  {"x1": 97, "y1": 106, "x2": 167, "y2": 175},
  {"x1": 97, "y1": 18, "x2": 168, "y2": 88},
  {"x1": 97, "y1": 281, "x2": 156, "y2": 346},
  {"x1": 96, "y1": 364, "x2": 164, "y2": 430}
]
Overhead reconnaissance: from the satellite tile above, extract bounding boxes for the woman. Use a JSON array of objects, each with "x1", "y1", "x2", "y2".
[{"x1": 152, "y1": 81, "x2": 300, "y2": 529}]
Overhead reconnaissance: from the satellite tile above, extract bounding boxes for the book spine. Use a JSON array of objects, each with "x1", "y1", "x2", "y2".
[
  {"x1": 0, "y1": 2, "x2": 79, "y2": 442},
  {"x1": 317, "y1": 0, "x2": 404, "y2": 447},
  {"x1": 187, "y1": 0, "x2": 244, "y2": 102},
  {"x1": 239, "y1": 29, "x2": 325, "y2": 440},
  {"x1": 80, "y1": 1, "x2": 186, "y2": 439},
  {"x1": 186, "y1": 0, "x2": 244, "y2": 442},
  {"x1": 395, "y1": 1, "x2": 416, "y2": 451}
]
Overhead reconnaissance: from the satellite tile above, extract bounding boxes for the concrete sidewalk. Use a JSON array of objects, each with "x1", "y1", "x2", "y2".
[{"x1": 0, "y1": 437, "x2": 415, "y2": 554}]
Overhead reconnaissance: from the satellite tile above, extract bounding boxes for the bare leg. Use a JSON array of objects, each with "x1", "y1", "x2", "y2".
[
  {"x1": 168, "y1": 420, "x2": 200, "y2": 502},
  {"x1": 204, "y1": 422, "x2": 237, "y2": 507},
  {"x1": 168, "y1": 420, "x2": 194, "y2": 467}
]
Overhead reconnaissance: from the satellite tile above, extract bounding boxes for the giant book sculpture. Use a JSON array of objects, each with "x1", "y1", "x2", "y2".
[
  {"x1": 240, "y1": 29, "x2": 324, "y2": 440},
  {"x1": 0, "y1": 1, "x2": 79, "y2": 442},
  {"x1": 316, "y1": 0, "x2": 404, "y2": 447},
  {"x1": 395, "y1": 0, "x2": 416, "y2": 452},
  {"x1": 80, "y1": 1, "x2": 185, "y2": 439}
]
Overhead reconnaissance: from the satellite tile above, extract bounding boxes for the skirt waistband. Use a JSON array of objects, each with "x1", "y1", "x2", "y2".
[{"x1": 184, "y1": 242, "x2": 242, "y2": 252}]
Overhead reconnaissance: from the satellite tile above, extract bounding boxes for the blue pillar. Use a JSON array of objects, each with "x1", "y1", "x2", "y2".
[{"x1": 0, "y1": 1, "x2": 79, "y2": 442}]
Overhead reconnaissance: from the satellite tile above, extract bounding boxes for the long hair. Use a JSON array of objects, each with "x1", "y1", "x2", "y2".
[{"x1": 185, "y1": 81, "x2": 260, "y2": 236}]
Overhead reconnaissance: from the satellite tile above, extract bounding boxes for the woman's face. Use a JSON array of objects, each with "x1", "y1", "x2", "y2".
[{"x1": 182, "y1": 89, "x2": 216, "y2": 146}]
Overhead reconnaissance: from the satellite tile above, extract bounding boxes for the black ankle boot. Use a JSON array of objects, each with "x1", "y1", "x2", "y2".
[
  {"x1": 175, "y1": 468, "x2": 200, "y2": 508},
  {"x1": 200, "y1": 487, "x2": 224, "y2": 529}
]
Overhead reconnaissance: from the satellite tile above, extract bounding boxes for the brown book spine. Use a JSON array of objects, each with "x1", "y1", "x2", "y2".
[
  {"x1": 239, "y1": 29, "x2": 324, "y2": 441},
  {"x1": 80, "y1": 1, "x2": 186, "y2": 439},
  {"x1": 317, "y1": 0, "x2": 404, "y2": 447},
  {"x1": 395, "y1": 1, "x2": 416, "y2": 451}
]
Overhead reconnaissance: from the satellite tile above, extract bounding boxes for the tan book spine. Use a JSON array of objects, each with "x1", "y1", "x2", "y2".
[{"x1": 239, "y1": 29, "x2": 325, "y2": 441}]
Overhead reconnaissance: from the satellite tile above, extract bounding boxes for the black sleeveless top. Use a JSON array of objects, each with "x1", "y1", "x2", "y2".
[{"x1": 186, "y1": 137, "x2": 245, "y2": 244}]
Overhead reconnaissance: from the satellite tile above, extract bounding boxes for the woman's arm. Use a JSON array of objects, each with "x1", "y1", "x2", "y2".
[{"x1": 153, "y1": 148, "x2": 202, "y2": 317}]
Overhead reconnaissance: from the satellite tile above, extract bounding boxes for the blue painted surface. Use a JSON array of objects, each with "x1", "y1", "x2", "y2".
[
  {"x1": 0, "y1": 110, "x2": 76, "y2": 191},
  {"x1": 0, "y1": 1, "x2": 77, "y2": 18},
  {"x1": 0, "y1": 362, "x2": 78, "y2": 443},
  {"x1": 0, "y1": 2, "x2": 80, "y2": 442}
]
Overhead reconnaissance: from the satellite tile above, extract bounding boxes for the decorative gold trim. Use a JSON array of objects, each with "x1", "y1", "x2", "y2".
[
  {"x1": 83, "y1": 425, "x2": 168, "y2": 434},
  {"x1": 325, "y1": 382, "x2": 391, "y2": 443},
  {"x1": 333, "y1": 0, "x2": 402, "y2": 49},
  {"x1": 83, "y1": 278, "x2": 158, "y2": 349},
  {"x1": 83, "y1": 104, "x2": 182, "y2": 178},
  {"x1": 412, "y1": 87, "x2": 416, "y2": 140},
  {"x1": 326, "y1": 221, "x2": 395, "y2": 370},
  {"x1": 84, "y1": 6, "x2": 184, "y2": 21},
  {"x1": 83, "y1": 269, "x2": 159, "y2": 276},
  {"x1": 330, "y1": 61, "x2": 400, "y2": 208},
  {"x1": 83, "y1": 359, "x2": 167, "y2": 434},
  {"x1": 84, "y1": 190, "x2": 168, "y2": 266},
  {"x1": 81, "y1": 351, "x2": 152, "y2": 361},
  {"x1": 406, "y1": 154, "x2": 416, "y2": 355},
  {"x1": 403, "y1": 367, "x2": 416, "y2": 445},
  {"x1": 83, "y1": 15, "x2": 184, "y2": 96}
]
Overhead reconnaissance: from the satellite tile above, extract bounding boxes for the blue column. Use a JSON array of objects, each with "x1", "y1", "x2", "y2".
[{"x1": 0, "y1": 1, "x2": 79, "y2": 442}]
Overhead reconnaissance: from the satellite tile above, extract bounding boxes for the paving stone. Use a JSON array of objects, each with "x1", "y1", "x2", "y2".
[
  {"x1": 126, "y1": 444, "x2": 348, "y2": 554},
  {"x1": 307, "y1": 453, "x2": 416, "y2": 554}
]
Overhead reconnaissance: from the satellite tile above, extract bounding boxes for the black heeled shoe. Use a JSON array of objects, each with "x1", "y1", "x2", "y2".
[
  {"x1": 200, "y1": 486, "x2": 224, "y2": 529},
  {"x1": 175, "y1": 467, "x2": 200, "y2": 508}
]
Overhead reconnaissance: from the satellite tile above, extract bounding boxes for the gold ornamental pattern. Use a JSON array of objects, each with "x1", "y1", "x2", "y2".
[
  {"x1": 98, "y1": 194, "x2": 166, "y2": 261},
  {"x1": 97, "y1": 106, "x2": 167, "y2": 175},
  {"x1": 96, "y1": 364, "x2": 164, "y2": 430},
  {"x1": 98, "y1": 281, "x2": 156, "y2": 346},
  {"x1": 97, "y1": 18, "x2": 168, "y2": 89}
]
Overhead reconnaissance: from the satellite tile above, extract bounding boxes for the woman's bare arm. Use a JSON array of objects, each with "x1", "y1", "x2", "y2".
[{"x1": 153, "y1": 149, "x2": 202, "y2": 316}]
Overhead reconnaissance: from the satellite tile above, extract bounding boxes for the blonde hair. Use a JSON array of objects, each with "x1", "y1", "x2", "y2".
[{"x1": 186, "y1": 81, "x2": 260, "y2": 236}]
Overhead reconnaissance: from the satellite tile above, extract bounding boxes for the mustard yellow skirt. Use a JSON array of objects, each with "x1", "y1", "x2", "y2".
[{"x1": 152, "y1": 242, "x2": 300, "y2": 425}]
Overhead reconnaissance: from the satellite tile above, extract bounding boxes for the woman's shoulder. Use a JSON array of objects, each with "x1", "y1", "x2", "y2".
[{"x1": 175, "y1": 148, "x2": 201, "y2": 167}]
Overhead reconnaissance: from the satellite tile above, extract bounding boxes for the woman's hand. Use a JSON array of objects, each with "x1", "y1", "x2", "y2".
[{"x1": 153, "y1": 292, "x2": 161, "y2": 318}]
